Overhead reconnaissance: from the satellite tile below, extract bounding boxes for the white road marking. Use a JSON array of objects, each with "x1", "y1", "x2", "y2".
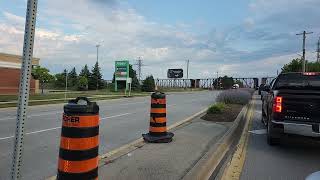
[
  {"x1": 248, "y1": 129, "x2": 267, "y2": 135},
  {"x1": 101, "y1": 113, "x2": 132, "y2": 120},
  {"x1": 0, "y1": 111, "x2": 61, "y2": 122},
  {"x1": 0, "y1": 113, "x2": 133, "y2": 141},
  {"x1": 26, "y1": 127, "x2": 61, "y2": 135},
  {"x1": 0, "y1": 135, "x2": 14, "y2": 140},
  {"x1": 0, "y1": 101, "x2": 147, "y2": 122}
]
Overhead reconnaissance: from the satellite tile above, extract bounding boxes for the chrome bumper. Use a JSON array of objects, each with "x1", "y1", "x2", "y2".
[{"x1": 272, "y1": 120, "x2": 320, "y2": 137}]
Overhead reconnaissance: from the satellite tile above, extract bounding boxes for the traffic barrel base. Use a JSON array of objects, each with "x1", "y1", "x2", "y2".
[
  {"x1": 142, "y1": 92, "x2": 174, "y2": 143},
  {"x1": 142, "y1": 132, "x2": 174, "y2": 143}
]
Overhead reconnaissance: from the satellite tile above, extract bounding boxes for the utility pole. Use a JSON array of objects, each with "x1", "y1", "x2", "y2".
[
  {"x1": 96, "y1": 44, "x2": 100, "y2": 91},
  {"x1": 134, "y1": 57, "x2": 145, "y2": 81},
  {"x1": 186, "y1": 60, "x2": 189, "y2": 79},
  {"x1": 65, "y1": 70, "x2": 68, "y2": 101},
  {"x1": 317, "y1": 37, "x2": 320, "y2": 63},
  {"x1": 11, "y1": 0, "x2": 38, "y2": 179},
  {"x1": 296, "y1": 31, "x2": 313, "y2": 72}
]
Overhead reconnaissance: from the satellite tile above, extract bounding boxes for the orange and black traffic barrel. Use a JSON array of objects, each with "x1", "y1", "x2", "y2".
[
  {"x1": 57, "y1": 97, "x2": 99, "y2": 180},
  {"x1": 142, "y1": 92, "x2": 174, "y2": 143}
]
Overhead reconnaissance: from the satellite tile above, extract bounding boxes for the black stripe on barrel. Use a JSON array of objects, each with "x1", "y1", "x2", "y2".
[
  {"x1": 151, "y1": 104, "x2": 166, "y2": 108},
  {"x1": 59, "y1": 147, "x2": 99, "y2": 161},
  {"x1": 61, "y1": 126, "x2": 99, "y2": 138},
  {"x1": 57, "y1": 167, "x2": 98, "y2": 180}
]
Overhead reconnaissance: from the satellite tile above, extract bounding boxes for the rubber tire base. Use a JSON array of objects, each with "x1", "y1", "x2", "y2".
[{"x1": 142, "y1": 132, "x2": 174, "y2": 143}]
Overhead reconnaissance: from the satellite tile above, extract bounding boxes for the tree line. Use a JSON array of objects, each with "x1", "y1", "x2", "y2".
[
  {"x1": 31, "y1": 61, "x2": 156, "y2": 94},
  {"x1": 282, "y1": 58, "x2": 320, "y2": 72}
]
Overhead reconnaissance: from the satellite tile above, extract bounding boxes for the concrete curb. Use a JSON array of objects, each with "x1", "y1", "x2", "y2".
[
  {"x1": 182, "y1": 101, "x2": 254, "y2": 180},
  {"x1": 220, "y1": 100, "x2": 255, "y2": 180},
  {"x1": 99, "y1": 107, "x2": 208, "y2": 164},
  {"x1": 46, "y1": 107, "x2": 208, "y2": 180}
]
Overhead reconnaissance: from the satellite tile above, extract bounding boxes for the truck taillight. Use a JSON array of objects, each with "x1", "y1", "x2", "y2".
[
  {"x1": 273, "y1": 96, "x2": 283, "y2": 113},
  {"x1": 303, "y1": 72, "x2": 320, "y2": 76}
]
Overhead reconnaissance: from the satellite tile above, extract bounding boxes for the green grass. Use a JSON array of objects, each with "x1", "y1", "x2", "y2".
[
  {"x1": 0, "y1": 87, "x2": 206, "y2": 108},
  {"x1": 0, "y1": 94, "x2": 149, "y2": 108},
  {"x1": 0, "y1": 89, "x2": 149, "y2": 102},
  {"x1": 207, "y1": 103, "x2": 227, "y2": 114}
]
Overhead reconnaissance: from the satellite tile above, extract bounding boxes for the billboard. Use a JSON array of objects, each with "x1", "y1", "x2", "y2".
[
  {"x1": 115, "y1": 60, "x2": 129, "y2": 81},
  {"x1": 167, "y1": 69, "x2": 184, "y2": 78}
]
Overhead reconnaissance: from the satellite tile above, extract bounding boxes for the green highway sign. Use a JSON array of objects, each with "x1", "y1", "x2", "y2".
[
  {"x1": 115, "y1": 60, "x2": 129, "y2": 80},
  {"x1": 114, "y1": 60, "x2": 130, "y2": 92}
]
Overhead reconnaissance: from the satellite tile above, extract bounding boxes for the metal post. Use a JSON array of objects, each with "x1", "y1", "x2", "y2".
[
  {"x1": 65, "y1": 70, "x2": 68, "y2": 101},
  {"x1": 302, "y1": 32, "x2": 306, "y2": 72},
  {"x1": 96, "y1": 44, "x2": 100, "y2": 91},
  {"x1": 186, "y1": 60, "x2": 189, "y2": 79},
  {"x1": 317, "y1": 37, "x2": 320, "y2": 63},
  {"x1": 11, "y1": 0, "x2": 38, "y2": 179},
  {"x1": 296, "y1": 31, "x2": 313, "y2": 72}
]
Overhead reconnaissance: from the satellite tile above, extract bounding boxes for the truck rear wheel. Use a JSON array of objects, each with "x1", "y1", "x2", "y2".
[{"x1": 267, "y1": 121, "x2": 280, "y2": 146}]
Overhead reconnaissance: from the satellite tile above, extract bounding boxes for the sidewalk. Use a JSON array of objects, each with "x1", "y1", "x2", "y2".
[{"x1": 99, "y1": 115, "x2": 232, "y2": 180}]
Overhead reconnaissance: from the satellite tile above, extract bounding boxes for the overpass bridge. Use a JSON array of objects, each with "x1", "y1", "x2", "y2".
[{"x1": 155, "y1": 78, "x2": 260, "y2": 89}]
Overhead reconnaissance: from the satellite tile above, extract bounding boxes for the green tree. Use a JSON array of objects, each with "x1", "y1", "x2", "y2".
[
  {"x1": 281, "y1": 58, "x2": 303, "y2": 73},
  {"x1": 31, "y1": 66, "x2": 54, "y2": 94},
  {"x1": 141, "y1": 75, "x2": 155, "y2": 92},
  {"x1": 220, "y1": 76, "x2": 234, "y2": 89},
  {"x1": 129, "y1": 64, "x2": 140, "y2": 90},
  {"x1": 281, "y1": 58, "x2": 320, "y2": 73},
  {"x1": 307, "y1": 61, "x2": 320, "y2": 72},
  {"x1": 68, "y1": 67, "x2": 78, "y2": 87},
  {"x1": 79, "y1": 64, "x2": 91, "y2": 78},
  {"x1": 89, "y1": 61, "x2": 104, "y2": 90},
  {"x1": 54, "y1": 69, "x2": 67, "y2": 88},
  {"x1": 78, "y1": 76, "x2": 88, "y2": 91}
]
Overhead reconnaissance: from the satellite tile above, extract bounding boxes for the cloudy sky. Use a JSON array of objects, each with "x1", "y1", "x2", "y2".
[{"x1": 0, "y1": 0, "x2": 319, "y2": 79}]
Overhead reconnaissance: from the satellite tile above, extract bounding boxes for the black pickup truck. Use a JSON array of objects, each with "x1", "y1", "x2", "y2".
[{"x1": 262, "y1": 72, "x2": 320, "y2": 145}]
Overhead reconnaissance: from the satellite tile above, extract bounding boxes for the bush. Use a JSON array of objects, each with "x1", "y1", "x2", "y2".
[
  {"x1": 141, "y1": 75, "x2": 155, "y2": 92},
  {"x1": 217, "y1": 89, "x2": 251, "y2": 105},
  {"x1": 208, "y1": 103, "x2": 226, "y2": 114}
]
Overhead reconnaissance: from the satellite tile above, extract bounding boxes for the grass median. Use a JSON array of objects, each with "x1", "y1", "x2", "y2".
[{"x1": 0, "y1": 91, "x2": 150, "y2": 108}]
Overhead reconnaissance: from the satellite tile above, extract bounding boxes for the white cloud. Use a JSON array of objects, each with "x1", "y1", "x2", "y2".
[
  {"x1": 3, "y1": 11, "x2": 24, "y2": 25},
  {"x1": 1, "y1": 0, "x2": 319, "y2": 80}
]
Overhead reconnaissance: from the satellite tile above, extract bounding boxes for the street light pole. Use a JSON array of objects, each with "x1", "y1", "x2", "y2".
[
  {"x1": 65, "y1": 70, "x2": 68, "y2": 101},
  {"x1": 11, "y1": 0, "x2": 38, "y2": 179},
  {"x1": 186, "y1": 60, "x2": 189, "y2": 79},
  {"x1": 296, "y1": 31, "x2": 313, "y2": 72},
  {"x1": 96, "y1": 44, "x2": 100, "y2": 91}
]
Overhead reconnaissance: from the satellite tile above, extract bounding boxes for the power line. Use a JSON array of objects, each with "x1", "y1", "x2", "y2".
[{"x1": 296, "y1": 31, "x2": 313, "y2": 72}]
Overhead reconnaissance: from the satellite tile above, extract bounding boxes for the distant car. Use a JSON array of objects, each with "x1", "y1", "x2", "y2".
[
  {"x1": 232, "y1": 84, "x2": 240, "y2": 89},
  {"x1": 262, "y1": 72, "x2": 320, "y2": 145}
]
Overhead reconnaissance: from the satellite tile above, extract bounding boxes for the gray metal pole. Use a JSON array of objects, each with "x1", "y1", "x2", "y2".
[
  {"x1": 186, "y1": 60, "x2": 189, "y2": 79},
  {"x1": 296, "y1": 31, "x2": 313, "y2": 72},
  {"x1": 96, "y1": 44, "x2": 100, "y2": 91},
  {"x1": 65, "y1": 70, "x2": 68, "y2": 101},
  {"x1": 302, "y1": 31, "x2": 306, "y2": 73},
  {"x1": 11, "y1": 0, "x2": 38, "y2": 179},
  {"x1": 317, "y1": 37, "x2": 320, "y2": 63}
]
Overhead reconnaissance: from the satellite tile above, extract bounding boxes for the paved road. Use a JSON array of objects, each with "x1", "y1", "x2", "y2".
[
  {"x1": 241, "y1": 96, "x2": 320, "y2": 180},
  {"x1": 0, "y1": 91, "x2": 219, "y2": 180}
]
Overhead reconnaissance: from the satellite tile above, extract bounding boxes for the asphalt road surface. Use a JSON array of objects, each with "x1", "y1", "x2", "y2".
[
  {"x1": 0, "y1": 91, "x2": 219, "y2": 180},
  {"x1": 241, "y1": 96, "x2": 320, "y2": 180}
]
